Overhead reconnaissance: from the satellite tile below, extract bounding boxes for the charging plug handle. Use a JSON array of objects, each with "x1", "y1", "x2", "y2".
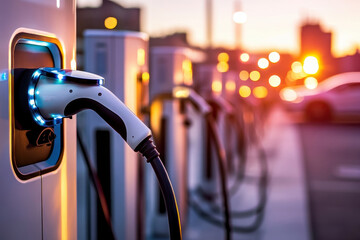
[{"x1": 136, "y1": 137, "x2": 182, "y2": 240}]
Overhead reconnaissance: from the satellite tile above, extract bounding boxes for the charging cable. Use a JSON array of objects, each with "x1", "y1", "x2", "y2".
[{"x1": 15, "y1": 68, "x2": 182, "y2": 240}]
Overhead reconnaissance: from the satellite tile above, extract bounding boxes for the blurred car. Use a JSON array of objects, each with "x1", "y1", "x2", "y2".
[{"x1": 280, "y1": 72, "x2": 360, "y2": 121}]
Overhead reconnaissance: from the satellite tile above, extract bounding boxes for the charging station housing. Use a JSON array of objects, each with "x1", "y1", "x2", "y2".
[
  {"x1": 149, "y1": 46, "x2": 202, "y2": 236},
  {"x1": 79, "y1": 30, "x2": 149, "y2": 240},
  {"x1": 0, "y1": 1, "x2": 77, "y2": 239}
]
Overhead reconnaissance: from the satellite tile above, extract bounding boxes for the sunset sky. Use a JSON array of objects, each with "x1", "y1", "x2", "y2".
[{"x1": 78, "y1": 0, "x2": 360, "y2": 57}]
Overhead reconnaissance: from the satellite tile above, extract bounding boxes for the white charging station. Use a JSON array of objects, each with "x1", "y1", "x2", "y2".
[
  {"x1": 0, "y1": 1, "x2": 77, "y2": 239},
  {"x1": 148, "y1": 46, "x2": 203, "y2": 236},
  {"x1": 79, "y1": 30, "x2": 149, "y2": 240},
  {"x1": 193, "y1": 64, "x2": 236, "y2": 193}
]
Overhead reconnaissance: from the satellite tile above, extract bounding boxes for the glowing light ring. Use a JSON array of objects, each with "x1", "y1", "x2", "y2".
[
  {"x1": 28, "y1": 68, "x2": 105, "y2": 127},
  {"x1": 28, "y1": 69, "x2": 59, "y2": 127}
]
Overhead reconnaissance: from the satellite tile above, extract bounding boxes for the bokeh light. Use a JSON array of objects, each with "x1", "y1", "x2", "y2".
[
  {"x1": 212, "y1": 80, "x2": 222, "y2": 94},
  {"x1": 142, "y1": 72, "x2": 150, "y2": 84},
  {"x1": 268, "y1": 52, "x2": 280, "y2": 63},
  {"x1": 239, "y1": 86, "x2": 251, "y2": 98},
  {"x1": 225, "y1": 81, "x2": 236, "y2": 92},
  {"x1": 304, "y1": 77, "x2": 318, "y2": 89},
  {"x1": 258, "y1": 58, "x2": 269, "y2": 69},
  {"x1": 280, "y1": 88, "x2": 297, "y2": 101},
  {"x1": 182, "y1": 59, "x2": 193, "y2": 85},
  {"x1": 253, "y1": 86, "x2": 268, "y2": 98},
  {"x1": 250, "y1": 71, "x2": 260, "y2": 81},
  {"x1": 269, "y1": 75, "x2": 281, "y2": 87},
  {"x1": 137, "y1": 48, "x2": 145, "y2": 66},
  {"x1": 218, "y1": 52, "x2": 229, "y2": 62},
  {"x1": 104, "y1": 17, "x2": 118, "y2": 29},
  {"x1": 240, "y1": 53, "x2": 250, "y2": 62},
  {"x1": 239, "y1": 70, "x2": 249, "y2": 81},
  {"x1": 291, "y1": 61, "x2": 302, "y2": 73},
  {"x1": 217, "y1": 62, "x2": 229, "y2": 73},
  {"x1": 233, "y1": 11, "x2": 247, "y2": 24},
  {"x1": 303, "y1": 56, "x2": 319, "y2": 74}
]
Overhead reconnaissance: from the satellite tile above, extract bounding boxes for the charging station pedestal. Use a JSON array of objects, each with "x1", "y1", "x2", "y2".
[
  {"x1": 0, "y1": 1, "x2": 77, "y2": 239},
  {"x1": 148, "y1": 47, "x2": 200, "y2": 237},
  {"x1": 80, "y1": 30, "x2": 149, "y2": 240}
]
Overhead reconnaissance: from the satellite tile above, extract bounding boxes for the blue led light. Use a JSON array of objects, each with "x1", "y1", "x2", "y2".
[
  {"x1": 99, "y1": 79, "x2": 104, "y2": 86},
  {"x1": 1, "y1": 71, "x2": 7, "y2": 81},
  {"x1": 28, "y1": 88, "x2": 35, "y2": 96},
  {"x1": 57, "y1": 74, "x2": 64, "y2": 81},
  {"x1": 23, "y1": 40, "x2": 50, "y2": 47},
  {"x1": 33, "y1": 70, "x2": 41, "y2": 78},
  {"x1": 28, "y1": 68, "x2": 63, "y2": 127}
]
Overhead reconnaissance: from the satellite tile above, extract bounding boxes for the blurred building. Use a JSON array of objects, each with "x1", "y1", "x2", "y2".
[
  {"x1": 337, "y1": 49, "x2": 360, "y2": 73},
  {"x1": 150, "y1": 32, "x2": 189, "y2": 48},
  {"x1": 300, "y1": 21, "x2": 337, "y2": 80},
  {"x1": 300, "y1": 22, "x2": 332, "y2": 61},
  {"x1": 77, "y1": 0, "x2": 141, "y2": 69}
]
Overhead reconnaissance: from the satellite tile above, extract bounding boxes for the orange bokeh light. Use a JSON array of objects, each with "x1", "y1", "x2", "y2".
[
  {"x1": 240, "y1": 53, "x2": 250, "y2": 62},
  {"x1": 239, "y1": 86, "x2": 251, "y2": 98},
  {"x1": 258, "y1": 58, "x2": 269, "y2": 69},
  {"x1": 253, "y1": 86, "x2": 268, "y2": 98},
  {"x1": 269, "y1": 75, "x2": 281, "y2": 87}
]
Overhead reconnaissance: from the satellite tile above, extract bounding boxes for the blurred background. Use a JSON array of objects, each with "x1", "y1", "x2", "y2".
[{"x1": 75, "y1": 0, "x2": 360, "y2": 239}]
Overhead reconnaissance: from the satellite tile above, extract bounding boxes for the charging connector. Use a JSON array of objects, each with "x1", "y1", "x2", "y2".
[{"x1": 16, "y1": 67, "x2": 182, "y2": 240}]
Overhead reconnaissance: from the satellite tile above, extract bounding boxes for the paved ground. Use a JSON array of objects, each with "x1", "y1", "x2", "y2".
[
  {"x1": 298, "y1": 122, "x2": 360, "y2": 240},
  {"x1": 151, "y1": 106, "x2": 311, "y2": 240}
]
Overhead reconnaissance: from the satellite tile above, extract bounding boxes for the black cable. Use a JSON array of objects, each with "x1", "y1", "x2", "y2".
[
  {"x1": 194, "y1": 140, "x2": 268, "y2": 218},
  {"x1": 206, "y1": 114, "x2": 232, "y2": 240},
  {"x1": 77, "y1": 130, "x2": 117, "y2": 240},
  {"x1": 136, "y1": 137, "x2": 182, "y2": 240},
  {"x1": 196, "y1": 113, "x2": 248, "y2": 200},
  {"x1": 188, "y1": 142, "x2": 268, "y2": 233}
]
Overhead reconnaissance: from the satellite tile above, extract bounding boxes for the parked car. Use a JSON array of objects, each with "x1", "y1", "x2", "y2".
[{"x1": 280, "y1": 72, "x2": 360, "y2": 121}]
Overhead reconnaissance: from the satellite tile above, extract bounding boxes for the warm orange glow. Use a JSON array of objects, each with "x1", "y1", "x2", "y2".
[
  {"x1": 142, "y1": 72, "x2": 150, "y2": 84},
  {"x1": 253, "y1": 86, "x2": 268, "y2": 98},
  {"x1": 217, "y1": 62, "x2": 229, "y2": 73},
  {"x1": 258, "y1": 58, "x2": 269, "y2": 69},
  {"x1": 137, "y1": 48, "x2": 146, "y2": 66},
  {"x1": 268, "y1": 52, "x2": 280, "y2": 63},
  {"x1": 291, "y1": 61, "x2": 302, "y2": 73},
  {"x1": 61, "y1": 158, "x2": 68, "y2": 240},
  {"x1": 240, "y1": 53, "x2": 250, "y2": 62},
  {"x1": 304, "y1": 77, "x2": 318, "y2": 89},
  {"x1": 212, "y1": 80, "x2": 222, "y2": 94},
  {"x1": 269, "y1": 75, "x2": 281, "y2": 87},
  {"x1": 233, "y1": 11, "x2": 247, "y2": 24},
  {"x1": 70, "y1": 59, "x2": 77, "y2": 70},
  {"x1": 280, "y1": 88, "x2": 297, "y2": 102},
  {"x1": 303, "y1": 56, "x2": 319, "y2": 74},
  {"x1": 218, "y1": 52, "x2": 229, "y2": 62},
  {"x1": 239, "y1": 70, "x2": 249, "y2": 81},
  {"x1": 225, "y1": 80, "x2": 236, "y2": 92},
  {"x1": 250, "y1": 71, "x2": 260, "y2": 81},
  {"x1": 173, "y1": 86, "x2": 190, "y2": 98},
  {"x1": 239, "y1": 85, "x2": 251, "y2": 98},
  {"x1": 182, "y1": 59, "x2": 193, "y2": 85},
  {"x1": 104, "y1": 17, "x2": 117, "y2": 29}
]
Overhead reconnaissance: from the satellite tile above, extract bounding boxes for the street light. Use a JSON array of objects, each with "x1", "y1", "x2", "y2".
[{"x1": 233, "y1": 11, "x2": 247, "y2": 24}]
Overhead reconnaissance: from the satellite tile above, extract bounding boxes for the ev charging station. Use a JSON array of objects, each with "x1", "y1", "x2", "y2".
[
  {"x1": 193, "y1": 64, "x2": 235, "y2": 193},
  {"x1": 148, "y1": 46, "x2": 205, "y2": 236},
  {"x1": 0, "y1": 1, "x2": 77, "y2": 239},
  {"x1": 79, "y1": 30, "x2": 149, "y2": 240}
]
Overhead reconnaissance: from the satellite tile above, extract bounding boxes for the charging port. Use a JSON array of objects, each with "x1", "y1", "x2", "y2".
[{"x1": 11, "y1": 33, "x2": 64, "y2": 179}]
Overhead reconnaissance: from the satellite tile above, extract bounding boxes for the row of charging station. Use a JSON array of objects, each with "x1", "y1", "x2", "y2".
[
  {"x1": 0, "y1": 1, "x2": 262, "y2": 239},
  {"x1": 77, "y1": 29, "x2": 258, "y2": 240}
]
